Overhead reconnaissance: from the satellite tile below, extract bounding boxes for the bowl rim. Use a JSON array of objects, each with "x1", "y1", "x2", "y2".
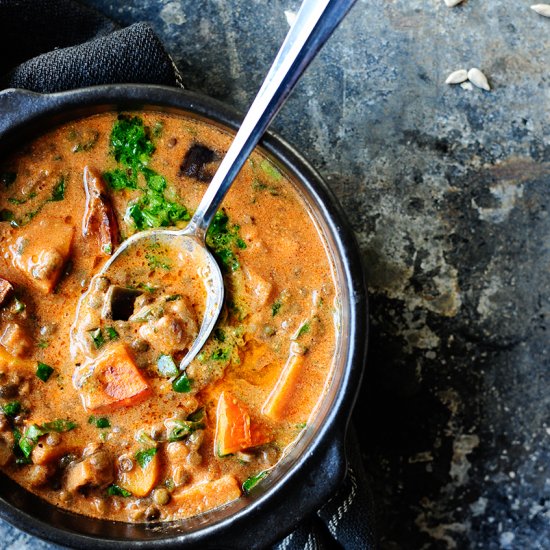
[{"x1": 0, "y1": 84, "x2": 368, "y2": 549}]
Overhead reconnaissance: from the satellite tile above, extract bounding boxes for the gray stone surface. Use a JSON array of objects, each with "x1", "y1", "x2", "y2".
[{"x1": 2, "y1": 0, "x2": 549, "y2": 548}]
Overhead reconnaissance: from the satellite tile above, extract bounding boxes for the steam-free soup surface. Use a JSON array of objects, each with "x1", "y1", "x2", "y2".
[{"x1": 0, "y1": 112, "x2": 337, "y2": 522}]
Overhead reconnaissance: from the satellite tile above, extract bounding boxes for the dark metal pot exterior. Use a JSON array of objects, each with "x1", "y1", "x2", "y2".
[{"x1": 0, "y1": 85, "x2": 368, "y2": 549}]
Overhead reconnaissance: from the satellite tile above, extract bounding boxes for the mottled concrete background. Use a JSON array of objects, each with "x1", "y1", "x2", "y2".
[{"x1": 2, "y1": 1, "x2": 549, "y2": 548}]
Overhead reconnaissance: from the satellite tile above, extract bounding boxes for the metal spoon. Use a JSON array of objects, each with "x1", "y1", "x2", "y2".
[{"x1": 71, "y1": 0, "x2": 357, "y2": 372}]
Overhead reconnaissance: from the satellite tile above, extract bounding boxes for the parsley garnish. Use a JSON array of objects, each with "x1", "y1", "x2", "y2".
[
  {"x1": 135, "y1": 447, "x2": 157, "y2": 469},
  {"x1": 36, "y1": 362, "x2": 54, "y2": 382}
]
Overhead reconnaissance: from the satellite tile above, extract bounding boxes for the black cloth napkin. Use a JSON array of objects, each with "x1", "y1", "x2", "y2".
[{"x1": 0, "y1": 1, "x2": 376, "y2": 548}]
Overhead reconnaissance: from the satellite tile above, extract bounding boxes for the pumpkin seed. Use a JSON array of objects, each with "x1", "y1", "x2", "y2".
[
  {"x1": 531, "y1": 4, "x2": 550, "y2": 17},
  {"x1": 467, "y1": 68, "x2": 491, "y2": 91},
  {"x1": 445, "y1": 69, "x2": 468, "y2": 84}
]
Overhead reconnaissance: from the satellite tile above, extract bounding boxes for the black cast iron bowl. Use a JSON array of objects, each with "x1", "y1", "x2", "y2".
[{"x1": 0, "y1": 84, "x2": 368, "y2": 549}]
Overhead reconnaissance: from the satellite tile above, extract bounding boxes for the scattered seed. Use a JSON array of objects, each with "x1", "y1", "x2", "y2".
[
  {"x1": 460, "y1": 81, "x2": 474, "y2": 91},
  {"x1": 445, "y1": 69, "x2": 468, "y2": 84},
  {"x1": 531, "y1": 4, "x2": 550, "y2": 17},
  {"x1": 467, "y1": 68, "x2": 491, "y2": 91},
  {"x1": 444, "y1": 0, "x2": 464, "y2": 6}
]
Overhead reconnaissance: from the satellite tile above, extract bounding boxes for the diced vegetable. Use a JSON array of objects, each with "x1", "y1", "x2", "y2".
[
  {"x1": 82, "y1": 167, "x2": 119, "y2": 256},
  {"x1": 178, "y1": 144, "x2": 217, "y2": 181},
  {"x1": 118, "y1": 447, "x2": 160, "y2": 497},
  {"x1": 32, "y1": 441, "x2": 77, "y2": 465},
  {"x1": 102, "y1": 285, "x2": 142, "y2": 321},
  {"x1": 262, "y1": 349, "x2": 305, "y2": 421},
  {"x1": 20, "y1": 420, "x2": 77, "y2": 460},
  {"x1": 1, "y1": 322, "x2": 32, "y2": 358},
  {"x1": 79, "y1": 344, "x2": 151, "y2": 413},
  {"x1": 36, "y1": 362, "x2": 54, "y2": 382},
  {"x1": 9, "y1": 219, "x2": 74, "y2": 293},
  {"x1": 64, "y1": 449, "x2": 114, "y2": 492},
  {"x1": 157, "y1": 355, "x2": 179, "y2": 377},
  {"x1": 215, "y1": 392, "x2": 271, "y2": 456},
  {"x1": 0, "y1": 277, "x2": 14, "y2": 307},
  {"x1": 170, "y1": 475, "x2": 241, "y2": 518}
]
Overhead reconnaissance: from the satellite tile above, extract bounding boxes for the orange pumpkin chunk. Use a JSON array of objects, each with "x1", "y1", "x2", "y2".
[
  {"x1": 118, "y1": 450, "x2": 160, "y2": 498},
  {"x1": 10, "y1": 218, "x2": 74, "y2": 293},
  {"x1": 262, "y1": 351, "x2": 304, "y2": 421},
  {"x1": 171, "y1": 475, "x2": 241, "y2": 518},
  {"x1": 79, "y1": 344, "x2": 151, "y2": 413},
  {"x1": 215, "y1": 392, "x2": 271, "y2": 456}
]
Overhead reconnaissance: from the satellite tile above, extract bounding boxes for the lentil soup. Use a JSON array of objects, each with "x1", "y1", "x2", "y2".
[{"x1": 0, "y1": 112, "x2": 338, "y2": 522}]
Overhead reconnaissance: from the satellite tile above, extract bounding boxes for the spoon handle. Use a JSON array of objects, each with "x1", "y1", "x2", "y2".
[{"x1": 187, "y1": 0, "x2": 357, "y2": 240}]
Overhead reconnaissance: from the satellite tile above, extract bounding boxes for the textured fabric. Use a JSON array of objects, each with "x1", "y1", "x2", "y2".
[
  {"x1": 0, "y1": 1, "x2": 375, "y2": 548},
  {"x1": 0, "y1": 0, "x2": 180, "y2": 92},
  {"x1": 273, "y1": 427, "x2": 376, "y2": 550}
]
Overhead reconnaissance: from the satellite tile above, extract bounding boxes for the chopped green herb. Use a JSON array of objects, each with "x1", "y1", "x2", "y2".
[
  {"x1": 18, "y1": 434, "x2": 36, "y2": 458},
  {"x1": 17, "y1": 420, "x2": 76, "y2": 458},
  {"x1": 2, "y1": 401, "x2": 21, "y2": 416},
  {"x1": 242, "y1": 470, "x2": 268, "y2": 494},
  {"x1": 103, "y1": 168, "x2": 137, "y2": 190},
  {"x1": 213, "y1": 328, "x2": 225, "y2": 342},
  {"x1": 165, "y1": 294, "x2": 182, "y2": 302},
  {"x1": 165, "y1": 478, "x2": 175, "y2": 491},
  {"x1": 187, "y1": 408, "x2": 205, "y2": 422},
  {"x1": 260, "y1": 159, "x2": 282, "y2": 181},
  {"x1": 152, "y1": 121, "x2": 164, "y2": 137},
  {"x1": 296, "y1": 422, "x2": 307, "y2": 430},
  {"x1": 206, "y1": 210, "x2": 247, "y2": 271},
  {"x1": 157, "y1": 354, "x2": 179, "y2": 377},
  {"x1": 146, "y1": 253, "x2": 171, "y2": 270},
  {"x1": 103, "y1": 243, "x2": 113, "y2": 255},
  {"x1": 41, "y1": 419, "x2": 77, "y2": 432},
  {"x1": 88, "y1": 415, "x2": 111, "y2": 429},
  {"x1": 13, "y1": 297, "x2": 25, "y2": 313},
  {"x1": 37, "y1": 339, "x2": 49, "y2": 349},
  {"x1": 71, "y1": 130, "x2": 99, "y2": 152},
  {"x1": 89, "y1": 328, "x2": 105, "y2": 349},
  {"x1": 211, "y1": 348, "x2": 230, "y2": 361},
  {"x1": 172, "y1": 372, "x2": 192, "y2": 393},
  {"x1": 51, "y1": 177, "x2": 66, "y2": 201},
  {"x1": 7, "y1": 197, "x2": 27, "y2": 205},
  {"x1": 36, "y1": 362, "x2": 54, "y2": 382},
  {"x1": 0, "y1": 209, "x2": 15, "y2": 222},
  {"x1": 252, "y1": 180, "x2": 280, "y2": 195},
  {"x1": 296, "y1": 322, "x2": 311, "y2": 339},
  {"x1": 272, "y1": 300, "x2": 282, "y2": 316},
  {"x1": 107, "y1": 484, "x2": 132, "y2": 497},
  {"x1": 135, "y1": 447, "x2": 157, "y2": 469},
  {"x1": 105, "y1": 327, "x2": 119, "y2": 340},
  {"x1": 168, "y1": 419, "x2": 205, "y2": 441},
  {"x1": 110, "y1": 115, "x2": 155, "y2": 170}
]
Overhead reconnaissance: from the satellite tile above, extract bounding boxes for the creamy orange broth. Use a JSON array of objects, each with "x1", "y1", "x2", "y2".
[{"x1": 0, "y1": 112, "x2": 337, "y2": 522}]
